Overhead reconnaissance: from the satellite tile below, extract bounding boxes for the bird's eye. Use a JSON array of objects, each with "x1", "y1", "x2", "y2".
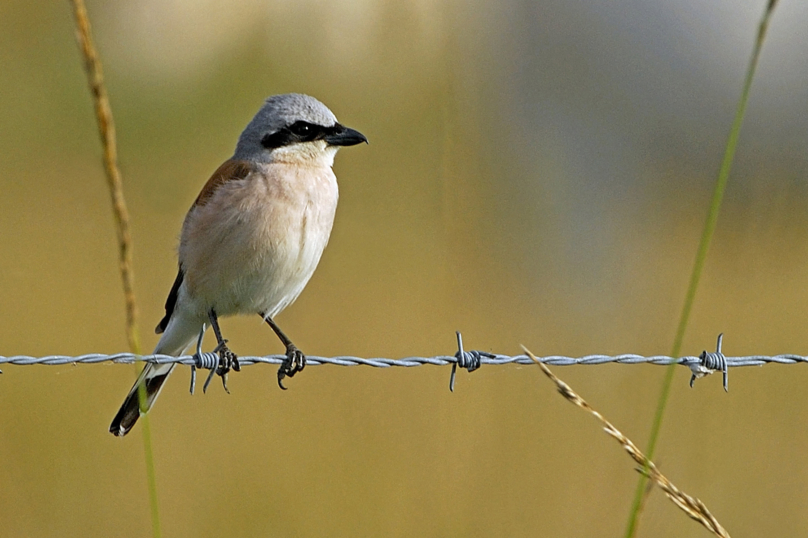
[{"x1": 289, "y1": 122, "x2": 313, "y2": 137}]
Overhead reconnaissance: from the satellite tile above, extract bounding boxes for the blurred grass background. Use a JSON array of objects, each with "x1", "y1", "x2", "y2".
[{"x1": 1, "y1": 1, "x2": 808, "y2": 536}]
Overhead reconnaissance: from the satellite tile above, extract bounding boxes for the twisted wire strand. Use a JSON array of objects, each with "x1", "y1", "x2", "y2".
[{"x1": 0, "y1": 352, "x2": 804, "y2": 368}]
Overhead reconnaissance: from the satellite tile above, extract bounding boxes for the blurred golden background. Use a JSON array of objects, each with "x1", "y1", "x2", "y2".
[{"x1": 2, "y1": 1, "x2": 808, "y2": 536}]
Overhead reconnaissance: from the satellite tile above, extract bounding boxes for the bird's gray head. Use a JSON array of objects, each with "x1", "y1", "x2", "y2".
[{"x1": 234, "y1": 93, "x2": 366, "y2": 164}]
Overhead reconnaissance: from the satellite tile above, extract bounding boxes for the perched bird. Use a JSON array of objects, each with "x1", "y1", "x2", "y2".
[{"x1": 110, "y1": 93, "x2": 366, "y2": 437}]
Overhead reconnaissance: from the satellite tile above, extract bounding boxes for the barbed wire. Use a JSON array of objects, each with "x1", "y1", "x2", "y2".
[
  {"x1": 2, "y1": 351, "x2": 804, "y2": 368},
  {"x1": 3, "y1": 351, "x2": 805, "y2": 369},
  {"x1": 0, "y1": 332, "x2": 804, "y2": 392}
]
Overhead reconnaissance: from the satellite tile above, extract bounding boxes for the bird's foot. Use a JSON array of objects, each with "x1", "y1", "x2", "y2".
[
  {"x1": 213, "y1": 340, "x2": 240, "y2": 394},
  {"x1": 277, "y1": 344, "x2": 305, "y2": 390}
]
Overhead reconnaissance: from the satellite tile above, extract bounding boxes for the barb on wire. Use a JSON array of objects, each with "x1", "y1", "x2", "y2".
[
  {"x1": 690, "y1": 333, "x2": 728, "y2": 391},
  {"x1": 450, "y1": 331, "x2": 492, "y2": 392},
  {"x1": 189, "y1": 323, "x2": 217, "y2": 394}
]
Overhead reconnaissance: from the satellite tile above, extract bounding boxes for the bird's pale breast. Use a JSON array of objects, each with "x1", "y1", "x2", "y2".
[{"x1": 179, "y1": 161, "x2": 338, "y2": 319}]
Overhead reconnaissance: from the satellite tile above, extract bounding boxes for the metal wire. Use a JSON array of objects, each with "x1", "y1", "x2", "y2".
[
  {"x1": 0, "y1": 332, "x2": 802, "y2": 393},
  {"x1": 1, "y1": 350, "x2": 805, "y2": 368}
]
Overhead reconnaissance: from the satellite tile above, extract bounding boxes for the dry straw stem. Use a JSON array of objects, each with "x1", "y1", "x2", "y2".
[
  {"x1": 69, "y1": 0, "x2": 140, "y2": 354},
  {"x1": 68, "y1": 3, "x2": 159, "y2": 537},
  {"x1": 523, "y1": 347, "x2": 730, "y2": 538}
]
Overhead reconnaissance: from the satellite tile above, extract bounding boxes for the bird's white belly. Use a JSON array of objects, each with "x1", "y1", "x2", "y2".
[{"x1": 179, "y1": 162, "x2": 338, "y2": 320}]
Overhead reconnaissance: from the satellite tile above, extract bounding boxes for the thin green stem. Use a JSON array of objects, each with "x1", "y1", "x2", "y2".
[
  {"x1": 140, "y1": 413, "x2": 162, "y2": 538},
  {"x1": 136, "y1": 356, "x2": 162, "y2": 538},
  {"x1": 624, "y1": 2, "x2": 778, "y2": 536}
]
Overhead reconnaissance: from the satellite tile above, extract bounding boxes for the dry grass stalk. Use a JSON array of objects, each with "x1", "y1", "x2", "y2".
[
  {"x1": 523, "y1": 347, "x2": 730, "y2": 538},
  {"x1": 69, "y1": 4, "x2": 159, "y2": 536},
  {"x1": 69, "y1": 0, "x2": 140, "y2": 353}
]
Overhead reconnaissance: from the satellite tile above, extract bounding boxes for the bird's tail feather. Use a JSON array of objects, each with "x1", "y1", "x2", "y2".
[
  {"x1": 109, "y1": 363, "x2": 175, "y2": 437},
  {"x1": 109, "y1": 314, "x2": 201, "y2": 437}
]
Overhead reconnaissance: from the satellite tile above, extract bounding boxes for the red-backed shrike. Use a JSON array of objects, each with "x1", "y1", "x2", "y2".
[{"x1": 110, "y1": 93, "x2": 366, "y2": 436}]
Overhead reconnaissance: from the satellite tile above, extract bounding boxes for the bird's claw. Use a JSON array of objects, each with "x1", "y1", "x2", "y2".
[
  {"x1": 277, "y1": 344, "x2": 305, "y2": 390},
  {"x1": 211, "y1": 340, "x2": 239, "y2": 394}
]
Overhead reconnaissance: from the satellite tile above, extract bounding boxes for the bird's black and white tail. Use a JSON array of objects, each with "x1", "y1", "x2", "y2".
[
  {"x1": 109, "y1": 363, "x2": 175, "y2": 437},
  {"x1": 109, "y1": 314, "x2": 201, "y2": 437}
]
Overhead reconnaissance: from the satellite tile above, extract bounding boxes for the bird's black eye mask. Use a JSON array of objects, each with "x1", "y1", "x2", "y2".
[{"x1": 261, "y1": 121, "x2": 344, "y2": 149}]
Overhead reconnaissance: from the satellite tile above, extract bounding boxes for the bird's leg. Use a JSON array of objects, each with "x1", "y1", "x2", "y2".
[
  {"x1": 208, "y1": 309, "x2": 239, "y2": 393},
  {"x1": 261, "y1": 314, "x2": 305, "y2": 390}
]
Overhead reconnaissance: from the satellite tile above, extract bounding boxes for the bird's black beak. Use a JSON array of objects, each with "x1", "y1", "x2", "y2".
[{"x1": 325, "y1": 124, "x2": 368, "y2": 147}]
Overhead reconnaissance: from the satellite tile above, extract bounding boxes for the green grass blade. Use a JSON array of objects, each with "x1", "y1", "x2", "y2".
[
  {"x1": 136, "y1": 359, "x2": 162, "y2": 538},
  {"x1": 624, "y1": 2, "x2": 779, "y2": 536},
  {"x1": 140, "y1": 413, "x2": 162, "y2": 538}
]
